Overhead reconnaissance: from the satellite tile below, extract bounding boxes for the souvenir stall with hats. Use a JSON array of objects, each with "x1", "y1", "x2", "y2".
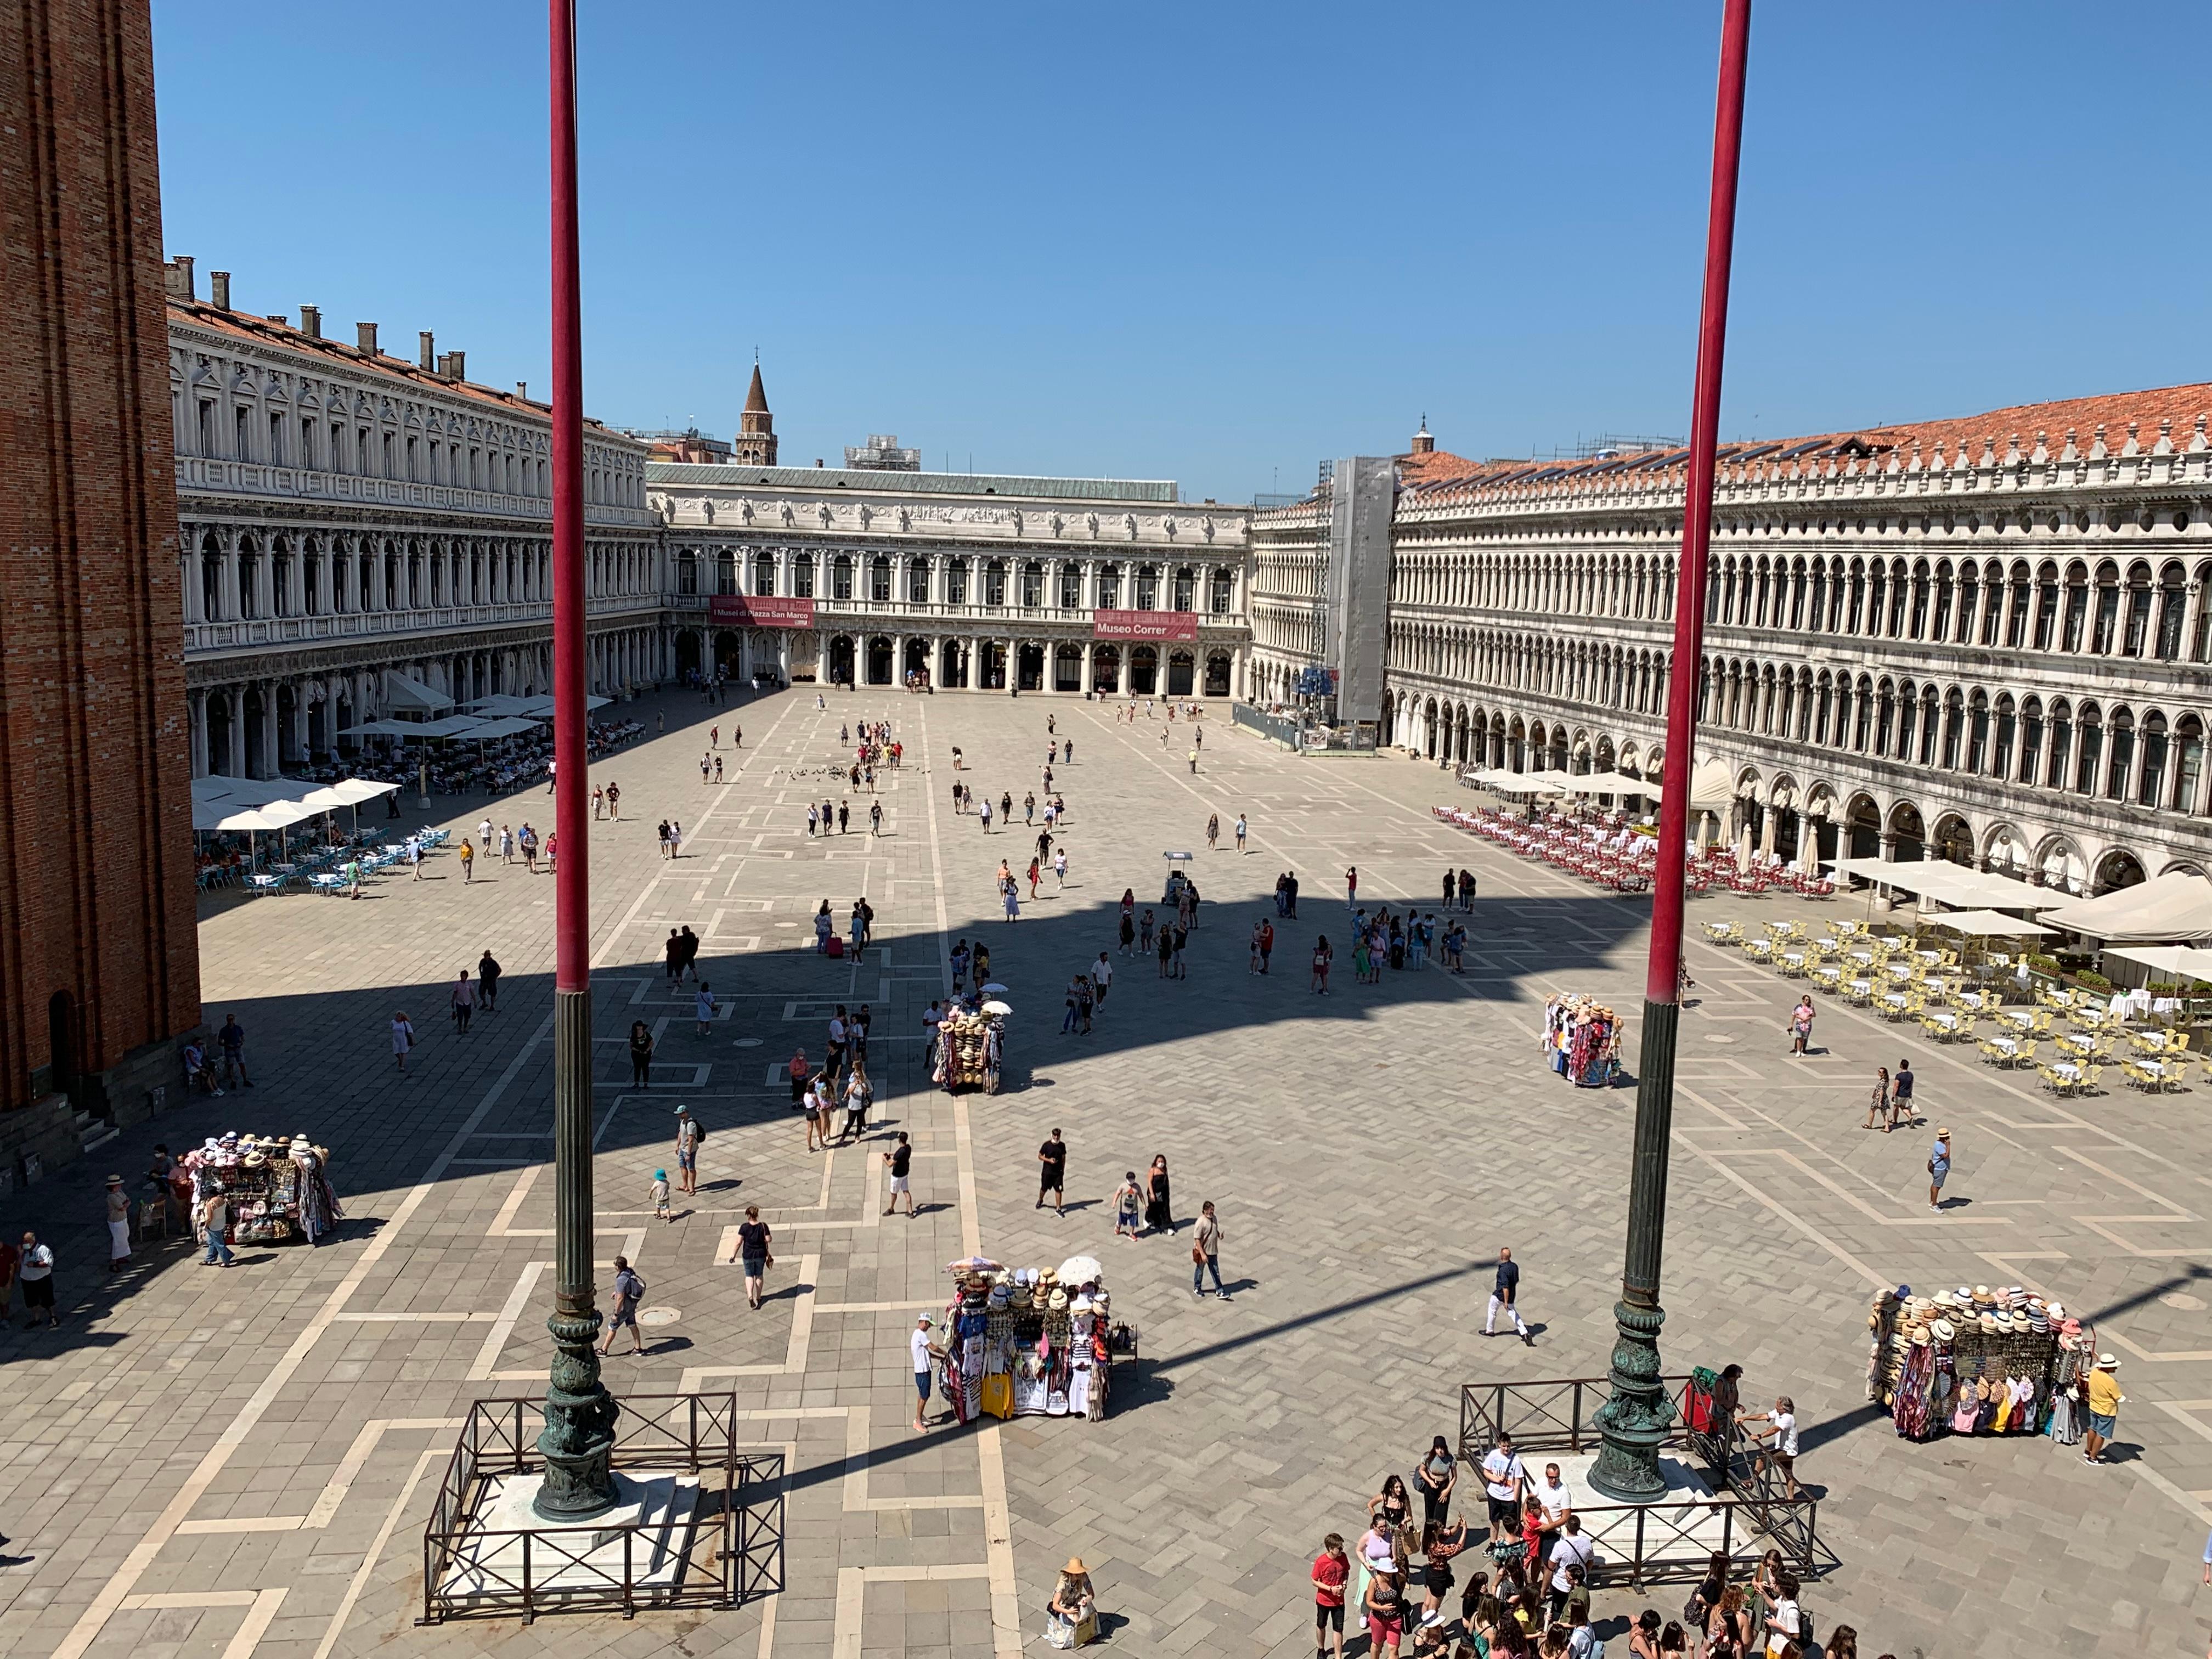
[
  {"x1": 1541, "y1": 994, "x2": 1623, "y2": 1088},
  {"x1": 934, "y1": 998, "x2": 1009, "y2": 1095},
  {"x1": 183, "y1": 1132, "x2": 343, "y2": 1246},
  {"x1": 1866, "y1": 1283, "x2": 2096, "y2": 1444},
  {"x1": 930, "y1": 1255, "x2": 1127, "y2": 1424}
]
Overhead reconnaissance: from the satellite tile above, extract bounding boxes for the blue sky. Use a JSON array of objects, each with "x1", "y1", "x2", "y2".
[{"x1": 153, "y1": 3, "x2": 2209, "y2": 504}]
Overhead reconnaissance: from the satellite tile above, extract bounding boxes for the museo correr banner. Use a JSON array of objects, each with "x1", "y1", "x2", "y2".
[{"x1": 1092, "y1": 610, "x2": 1198, "y2": 642}]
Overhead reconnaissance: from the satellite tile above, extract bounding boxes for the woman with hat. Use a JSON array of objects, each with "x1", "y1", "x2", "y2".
[
  {"x1": 2084, "y1": 1355, "x2": 2125, "y2": 1464},
  {"x1": 1047, "y1": 1558, "x2": 1096, "y2": 1645},
  {"x1": 104, "y1": 1176, "x2": 133, "y2": 1272}
]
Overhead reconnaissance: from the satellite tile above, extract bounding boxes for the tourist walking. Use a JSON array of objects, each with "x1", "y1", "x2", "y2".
[
  {"x1": 695, "y1": 981, "x2": 719, "y2": 1036},
  {"x1": 629, "y1": 1021, "x2": 654, "y2": 1087},
  {"x1": 2084, "y1": 1352, "x2": 2125, "y2": 1464},
  {"x1": 600, "y1": 1257, "x2": 645, "y2": 1356},
  {"x1": 651, "y1": 1170, "x2": 672, "y2": 1223},
  {"x1": 674, "y1": 1105, "x2": 702, "y2": 1194},
  {"x1": 1787, "y1": 995, "x2": 1815, "y2": 1056},
  {"x1": 17, "y1": 1231, "x2": 54, "y2": 1324},
  {"x1": 478, "y1": 949, "x2": 501, "y2": 1012},
  {"x1": 1480, "y1": 1431, "x2": 1526, "y2": 1546},
  {"x1": 1092, "y1": 951, "x2": 1113, "y2": 1008},
  {"x1": 1114, "y1": 1171, "x2": 1143, "y2": 1240},
  {"x1": 1234, "y1": 813, "x2": 1248, "y2": 853},
  {"x1": 199, "y1": 1189, "x2": 234, "y2": 1268},
  {"x1": 911, "y1": 1315, "x2": 942, "y2": 1432},
  {"x1": 450, "y1": 969, "x2": 475, "y2": 1034},
  {"x1": 1311, "y1": 934, "x2": 1333, "y2": 993},
  {"x1": 883, "y1": 1131, "x2": 915, "y2": 1216},
  {"x1": 1928, "y1": 1125, "x2": 1952, "y2": 1212},
  {"x1": 1037, "y1": 1129, "x2": 1067, "y2": 1214},
  {"x1": 1485, "y1": 1246, "x2": 1532, "y2": 1344},
  {"x1": 104, "y1": 1175, "x2": 132, "y2": 1271},
  {"x1": 459, "y1": 838, "x2": 475, "y2": 883},
  {"x1": 729, "y1": 1205, "x2": 773, "y2": 1308},
  {"x1": 1312, "y1": 1534, "x2": 1351, "y2": 1659},
  {"x1": 1891, "y1": 1057, "x2": 1916, "y2": 1130},
  {"x1": 1192, "y1": 1200, "x2": 1226, "y2": 1297},
  {"x1": 1864, "y1": 1065, "x2": 1890, "y2": 1130},
  {"x1": 217, "y1": 1012, "x2": 253, "y2": 1090},
  {"x1": 1206, "y1": 812, "x2": 1220, "y2": 851},
  {"x1": 1415, "y1": 1434, "x2": 1458, "y2": 1527},
  {"x1": 390, "y1": 1009, "x2": 415, "y2": 1072},
  {"x1": 1346, "y1": 866, "x2": 1359, "y2": 909},
  {"x1": 1143, "y1": 1154, "x2": 1173, "y2": 1234}
]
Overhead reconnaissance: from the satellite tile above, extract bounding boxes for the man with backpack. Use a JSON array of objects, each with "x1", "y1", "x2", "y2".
[{"x1": 600, "y1": 1256, "x2": 646, "y2": 1356}]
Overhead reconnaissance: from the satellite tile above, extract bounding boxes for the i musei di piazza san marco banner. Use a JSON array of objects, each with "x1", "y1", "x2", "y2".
[
  {"x1": 1091, "y1": 610, "x2": 1199, "y2": 642},
  {"x1": 709, "y1": 595, "x2": 816, "y2": 628}
]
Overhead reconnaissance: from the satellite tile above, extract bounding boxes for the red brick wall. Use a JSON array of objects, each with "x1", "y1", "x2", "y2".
[{"x1": 0, "y1": 0, "x2": 200, "y2": 1111}]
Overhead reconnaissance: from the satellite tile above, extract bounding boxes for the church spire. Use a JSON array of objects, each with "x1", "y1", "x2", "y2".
[{"x1": 734, "y1": 358, "x2": 777, "y2": 465}]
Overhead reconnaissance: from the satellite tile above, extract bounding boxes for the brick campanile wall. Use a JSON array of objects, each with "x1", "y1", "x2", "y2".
[{"x1": 0, "y1": 0, "x2": 201, "y2": 1171}]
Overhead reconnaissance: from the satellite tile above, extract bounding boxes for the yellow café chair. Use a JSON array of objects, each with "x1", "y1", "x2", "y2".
[{"x1": 1977, "y1": 1034, "x2": 2013, "y2": 1067}]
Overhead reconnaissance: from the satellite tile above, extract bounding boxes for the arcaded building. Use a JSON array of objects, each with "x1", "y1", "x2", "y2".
[{"x1": 1250, "y1": 390, "x2": 2212, "y2": 897}]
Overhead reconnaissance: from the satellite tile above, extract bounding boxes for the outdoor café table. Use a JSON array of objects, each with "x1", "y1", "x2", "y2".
[
  {"x1": 1848, "y1": 949, "x2": 1875, "y2": 967},
  {"x1": 1849, "y1": 978, "x2": 1875, "y2": 999},
  {"x1": 1915, "y1": 949, "x2": 1943, "y2": 966},
  {"x1": 1991, "y1": 1035, "x2": 2019, "y2": 1057},
  {"x1": 1883, "y1": 991, "x2": 1910, "y2": 1012},
  {"x1": 1927, "y1": 1010, "x2": 1959, "y2": 1034},
  {"x1": 2000, "y1": 1011, "x2": 2035, "y2": 1032},
  {"x1": 2052, "y1": 1060, "x2": 2083, "y2": 1085},
  {"x1": 1885, "y1": 962, "x2": 1914, "y2": 981},
  {"x1": 1782, "y1": 951, "x2": 1807, "y2": 970}
]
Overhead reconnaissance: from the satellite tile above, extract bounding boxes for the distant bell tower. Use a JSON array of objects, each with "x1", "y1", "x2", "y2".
[{"x1": 732, "y1": 359, "x2": 777, "y2": 466}]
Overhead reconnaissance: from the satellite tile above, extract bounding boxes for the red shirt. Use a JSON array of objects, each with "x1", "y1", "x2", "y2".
[{"x1": 1311, "y1": 1552, "x2": 1348, "y2": 1607}]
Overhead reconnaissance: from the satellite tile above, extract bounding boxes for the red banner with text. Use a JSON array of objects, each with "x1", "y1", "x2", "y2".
[
  {"x1": 709, "y1": 595, "x2": 816, "y2": 629},
  {"x1": 1091, "y1": 609, "x2": 1198, "y2": 642}
]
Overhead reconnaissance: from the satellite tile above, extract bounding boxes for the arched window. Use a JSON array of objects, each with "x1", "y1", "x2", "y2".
[
  {"x1": 2123, "y1": 562, "x2": 2154, "y2": 657},
  {"x1": 831, "y1": 553, "x2": 854, "y2": 601},
  {"x1": 1020, "y1": 560, "x2": 1044, "y2": 608},
  {"x1": 791, "y1": 551, "x2": 815, "y2": 598},
  {"x1": 2157, "y1": 563, "x2": 2187, "y2": 661},
  {"x1": 871, "y1": 555, "x2": 893, "y2": 603},
  {"x1": 1171, "y1": 566, "x2": 1195, "y2": 611},
  {"x1": 2141, "y1": 712, "x2": 2169, "y2": 808},
  {"x1": 2075, "y1": 702, "x2": 2104, "y2": 794},
  {"x1": 2176, "y1": 715, "x2": 2205, "y2": 814},
  {"x1": 2061, "y1": 561, "x2": 2089, "y2": 652},
  {"x1": 1134, "y1": 564, "x2": 1159, "y2": 609},
  {"x1": 2091, "y1": 561, "x2": 2121, "y2": 654},
  {"x1": 1209, "y1": 568, "x2": 1233, "y2": 613},
  {"x1": 908, "y1": 556, "x2": 932, "y2": 604},
  {"x1": 1942, "y1": 689, "x2": 1965, "y2": 770},
  {"x1": 1875, "y1": 679, "x2": 1897, "y2": 757},
  {"x1": 2018, "y1": 696, "x2": 2044, "y2": 784},
  {"x1": 1863, "y1": 562, "x2": 1885, "y2": 635},
  {"x1": 944, "y1": 558, "x2": 968, "y2": 605},
  {"x1": 1917, "y1": 685, "x2": 1940, "y2": 766},
  {"x1": 1096, "y1": 562, "x2": 1121, "y2": 608},
  {"x1": 2107, "y1": 707, "x2": 2136, "y2": 798},
  {"x1": 1854, "y1": 675, "x2": 1875, "y2": 752},
  {"x1": 752, "y1": 551, "x2": 776, "y2": 596},
  {"x1": 1966, "y1": 690, "x2": 1990, "y2": 774},
  {"x1": 2046, "y1": 698, "x2": 2072, "y2": 789},
  {"x1": 1929, "y1": 561, "x2": 1953, "y2": 640}
]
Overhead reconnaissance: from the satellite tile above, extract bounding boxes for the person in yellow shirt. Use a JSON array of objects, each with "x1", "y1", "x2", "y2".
[{"x1": 2084, "y1": 1355, "x2": 2125, "y2": 1464}]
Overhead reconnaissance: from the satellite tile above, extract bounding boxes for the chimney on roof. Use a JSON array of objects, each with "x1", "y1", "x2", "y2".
[
  {"x1": 357, "y1": 321, "x2": 379, "y2": 354},
  {"x1": 163, "y1": 255, "x2": 195, "y2": 301},
  {"x1": 265, "y1": 313, "x2": 288, "y2": 326},
  {"x1": 1411, "y1": 415, "x2": 1435, "y2": 456},
  {"x1": 209, "y1": 270, "x2": 232, "y2": 310},
  {"x1": 516, "y1": 381, "x2": 528, "y2": 399},
  {"x1": 418, "y1": 330, "x2": 435, "y2": 371},
  {"x1": 447, "y1": 349, "x2": 465, "y2": 383},
  {"x1": 299, "y1": 303, "x2": 321, "y2": 340}
]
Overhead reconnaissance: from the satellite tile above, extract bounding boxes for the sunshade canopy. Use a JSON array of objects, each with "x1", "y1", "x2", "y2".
[
  {"x1": 2040, "y1": 872, "x2": 2212, "y2": 943},
  {"x1": 1920, "y1": 910, "x2": 2058, "y2": 938}
]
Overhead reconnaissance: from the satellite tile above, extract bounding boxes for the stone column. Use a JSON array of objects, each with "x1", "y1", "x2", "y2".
[
  {"x1": 219, "y1": 528, "x2": 243, "y2": 620},
  {"x1": 188, "y1": 688, "x2": 210, "y2": 777},
  {"x1": 287, "y1": 679, "x2": 309, "y2": 764},
  {"x1": 182, "y1": 536, "x2": 201, "y2": 624},
  {"x1": 258, "y1": 680, "x2": 279, "y2": 778}
]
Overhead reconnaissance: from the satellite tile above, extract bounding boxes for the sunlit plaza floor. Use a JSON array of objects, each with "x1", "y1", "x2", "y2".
[{"x1": 3, "y1": 684, "x2": 2209, "y2": 1658}]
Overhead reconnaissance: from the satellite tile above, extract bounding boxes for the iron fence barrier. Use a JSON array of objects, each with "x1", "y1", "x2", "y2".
[
  {"x1": 419, "y1": 1394, "x2": 781, "y2": 1625},
  {"x1": 1458, "y1": 1376, "x2": 1826, "y2": 1584}
]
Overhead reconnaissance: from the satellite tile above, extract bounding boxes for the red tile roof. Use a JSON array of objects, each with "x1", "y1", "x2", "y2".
[{"x1": 168, "y1": 300, "x2": 628, "y2": 435}]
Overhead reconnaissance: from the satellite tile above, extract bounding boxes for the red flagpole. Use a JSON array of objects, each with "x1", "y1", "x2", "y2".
[{"x1": 1592, "y1": 0, "x2": 1753, "y2": 1504}]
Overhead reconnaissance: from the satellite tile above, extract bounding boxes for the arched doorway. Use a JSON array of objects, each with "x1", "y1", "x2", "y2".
[
  {"x1": 1933, "y1": 814, "x2": 1974, "y2": 866},
  {"x1": 675, "y1": 629, "x2": 702, "y2": 679},
  {"x1": 1129, "y1": 645, "x2": 1159, "y2": 695},
  {"x1": 2095, "y1": 848, "x2": 2147, "y2": 894},
  {"x1": 1017, "y1": 642, "x2": 1045, "y2": 692},
  {"x1": 904, "y1": 638, "x2": 931, "y2": 683},
  {"x1": 712, "y1": 629, "x2": 743, "y2": 679},
  {"x1": 1091, "y1": 644, "x2": 1121, "y2": 695},
  {"x1": 1846, "y1": 794, "x2": 1881, "y2": 860},
  {"x1": 827, "y1": 635, "x2": 856, "y2": 687},
  {"x1": 1889, "y1": 802, "x2": 1926, "y2": 863},
  {"x1": 1166, "y1": 649, "x2": 1195, "y2": 696},
  {"x1": 940, "y1": 639, "x2": 967, "y2": 689},
  {"x1": 866, "y1": 636, "x2": 894, "y2": 686},
  {"x1": 1424, "y1": 699, "x2": 1440, "y2": 759},
  {"x1": 1204, "y1": 652, "x2": 1231, "y2": 698},
  {"x1": 1053, "y1": 643, "x2": 1084, "y2": 692},
  {"x1": 979, "y1": 641, "x2": 1007, "y2": 690},
  {"x1": 207, "y1": 691, "x2": 234, "y2": 775},
  {"x1": 242, "y1": 684, "x2": 268, "y2": 777}
]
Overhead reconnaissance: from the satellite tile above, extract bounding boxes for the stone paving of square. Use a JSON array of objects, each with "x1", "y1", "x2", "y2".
[{"x1": 3, "y1": 685, "x2": 2211, "y2": 1659}]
